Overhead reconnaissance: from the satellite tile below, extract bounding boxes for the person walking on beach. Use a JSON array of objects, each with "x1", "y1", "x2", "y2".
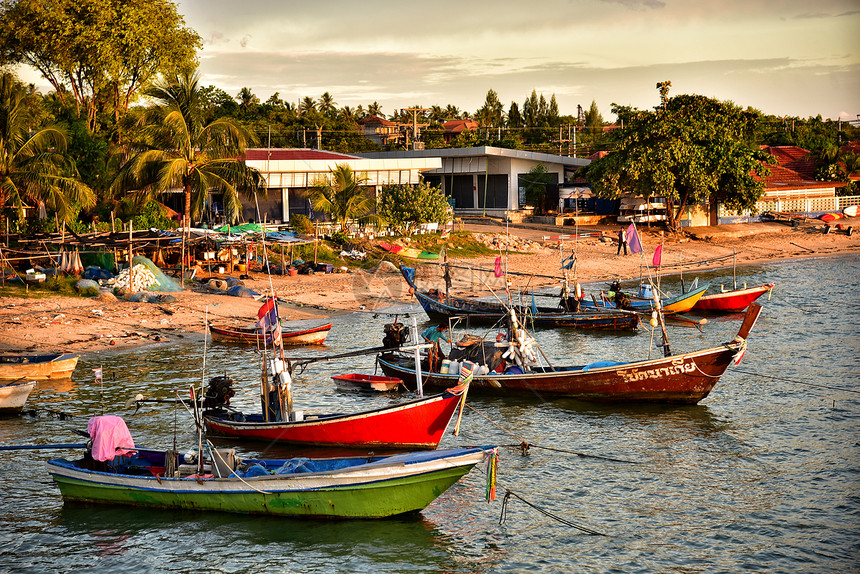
[{"x1": 616, "y1": 226, "x2": 629, "y2": 256}]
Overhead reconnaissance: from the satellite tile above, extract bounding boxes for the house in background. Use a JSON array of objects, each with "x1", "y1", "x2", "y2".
[
  {"x1": 441, "y1": 120, "x2": 478, "y2": 144},
  {"x1": 711, "y1": 145, "x2": 847, "y2": 225},
  {"x1": 357, "y1": 115, "x2": 403, "y2": 147},
  {"x1": 235, "y1": 148, "x2": 440, "y2": 224},
  {"x1": 359, "y1": 146, "x2": 589, "y2": 219}
]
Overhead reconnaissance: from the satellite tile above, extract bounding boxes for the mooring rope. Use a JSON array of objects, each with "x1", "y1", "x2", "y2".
[
  {"x1": 465, "y1": 403, "x2": 637, "y2": 463},
  {"x1": 731, "y1": 368, "x2": 860, "y2": 394},
  {"x1": 498, "y1": 487, "x2": 606, "y2": 536}
]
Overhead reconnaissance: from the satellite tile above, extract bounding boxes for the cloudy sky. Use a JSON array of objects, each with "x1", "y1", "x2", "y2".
[{"x1": 25, "y1": 0, "x2": 860, "y2": 122}]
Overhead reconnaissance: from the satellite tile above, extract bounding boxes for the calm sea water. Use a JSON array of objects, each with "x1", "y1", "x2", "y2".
[{"x1": 1, "y1": 255, "x2": 858, "y2": 573}]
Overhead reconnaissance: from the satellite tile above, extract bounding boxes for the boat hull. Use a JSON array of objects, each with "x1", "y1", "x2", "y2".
[
  {"x1": 204, "y1": 392, "x2": 461, "y2": 449},
  {"x1": 378, "y1": 344, "x2": 741, "y2": 405},
  {"x1": 579, "y1": 283, "x2": 709, "y2": 314},
  {"x1": 332, "y1": 373, "x2": 403, "y2": 392},
  {"x1": 47, "y1": 447, "x2": 488, "y2": 519},
  {"x1": 0, "y1": 354, "x2": 78, "y2": 381},
  {"x1": 692, "y1": 284, "x2": 774, "y2": 312},
  {"x1": 402, "y1": 266, "x2": 639, "y2": 330},
  {"x1": 0, "y1": 381, "x2": 36, "y2": 412},
  {"x1": 209, "y1": 321, "x2": 332, "y2": 346}
]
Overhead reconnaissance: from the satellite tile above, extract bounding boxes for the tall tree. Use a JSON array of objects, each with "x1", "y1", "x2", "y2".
[
  {"x1": 507, "y1": 102, "x2": 523, "y2": 129},
  {"x1": 586, "y1": 87, "x2": 774, "y2": 230},
  {"x1": 475, "y1": 89, "x2": 504, "y2": 128},
  {"x1": 111, "y1": 70, "x2": 263, "y2": 227},
  {"x1": 0, "y1": 0, "x2": 200, "y2": 133},
  {"x1": 583, "y1": 100, "x2": 604, "y2": 150},
  {"x1": 303, "y1": 164, "x2": 379, "y2": 232},
  {"x1": 319, "y1": 92, "x2": 337, "y2": 116},
  {"x1": 0, "y1": 72, "x2": 95, "y2": 223}
]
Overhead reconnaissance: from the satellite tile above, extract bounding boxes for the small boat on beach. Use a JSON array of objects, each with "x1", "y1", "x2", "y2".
[
  {"x1": 400, "y1": 266, "x2": 640, "y2": 331},
  {"x1": 0, "y1": 381, "x2": 37, "y2": 413},
  {"x1": 209, "y1": 319, "x2": 332, "y2": 346},
  {"x1": 692, "y1": 283, "x2": 774, "y2": 312},
  {"x1": 0, "y1": 353, "x2": 78, "y2": 381},
  {"x1": 379, "y1": 243, "x2": 440, "y2": 260},
  {"x1": 377, "y1": 304, "x2": 762, "y2": 405},
  {"x1": 47, "y1": 416, "x2": 494, "y2": 519}
]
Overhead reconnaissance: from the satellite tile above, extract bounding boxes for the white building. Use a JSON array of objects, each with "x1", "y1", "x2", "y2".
[
  {"x1": 240, "y1": 148, "x2": 441, "y2": 223},
  {"x1": 358, "y1": 147, "x2": 590, "y2": 218}
]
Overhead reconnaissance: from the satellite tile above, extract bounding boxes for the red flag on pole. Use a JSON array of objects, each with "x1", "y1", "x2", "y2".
[
  {"x1": 494, "y1": 256, "x2": 503, "y2": 277},
  {"x1": 652, "y1": 245, "x2": 663, "y2": 267}
]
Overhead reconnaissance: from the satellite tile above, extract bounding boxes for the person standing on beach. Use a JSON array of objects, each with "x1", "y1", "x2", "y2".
[{"x1": 616, "y1": 226, "x2": 629, "y2": 255}]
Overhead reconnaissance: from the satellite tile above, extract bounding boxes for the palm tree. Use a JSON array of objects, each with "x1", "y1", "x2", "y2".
[
  {"x1": 367, "y1": 101, "x2": 382, "y2": 117},
  {"x1": 319, "y1": 92, "x2": 337, "y2": 116},
  {"x1": 0, "y1": 72, "x2": 95, "y2": 224},
  {"x1": 303, "y1": 164, "x2": 381, "y2": 232},
  {"x1": 112, "y1": 70, "x2": 263, "y2": 227}
]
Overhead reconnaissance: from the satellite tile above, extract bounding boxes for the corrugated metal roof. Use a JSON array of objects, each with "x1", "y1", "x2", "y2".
[{"x1": 245, "y1": 149, "x2": 358, "y2": 161}]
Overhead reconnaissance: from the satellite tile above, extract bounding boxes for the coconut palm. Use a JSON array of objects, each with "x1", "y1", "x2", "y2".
[
  {"x1": 304, "y1": 164, "x2": 381, "y2": 232},
  {"x1": 0, "y1": 72, "x2": 95, "y2": 223},
  {"x1": 112, "y1": 70, "x2": 263, "y2": 227}
]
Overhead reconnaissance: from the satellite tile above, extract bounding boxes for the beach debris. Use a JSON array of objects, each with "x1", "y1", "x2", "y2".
[{"x1": 340, "y1": 249, "x2": 367, "y2": 260}]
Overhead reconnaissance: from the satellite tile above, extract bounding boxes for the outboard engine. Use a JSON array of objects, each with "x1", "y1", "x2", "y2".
[
  {"x1": 382, "y1": 322, "x2": 409, "y2": 348},
  {"x1": 204, "y1": 375, "x2": 235, "y2": 413}
]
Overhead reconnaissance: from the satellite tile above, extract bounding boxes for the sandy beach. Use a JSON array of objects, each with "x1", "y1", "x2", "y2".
[{"x1": 1, "y1": 218, "x2": 857, "y2": 358}]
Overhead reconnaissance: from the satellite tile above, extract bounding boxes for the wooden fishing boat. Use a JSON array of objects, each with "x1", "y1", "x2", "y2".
[
  {"x1": 209, "y1": 319, "x2": 332, "y2": 346},
  {"x1": 332, "y1": 373, "x2": 403, "y2": 392},
  {"x1": 203, "y1": 387, "x2": 464, "y2": 449},
  {"x1": 692, "y1": 283, "x2": 774, "y2": 312},
  {"x1": 400, "y1": 266, "x2": 640, "y2": 330},
  {"x1": 377, "y1": 304, "x2": 762, "y2": 405},
  {"x1": 0, "y1": 381, "x2": 37, "y2": 413},
  {"x1": 578, "y1": 282, "x2": 710, "y2": 314},
  {"x1": 46, "y1": 435, "x2": 494, "y2": 519},
  {"x1": 0, "y1": 353, "x2": 78, "y2": 381}
]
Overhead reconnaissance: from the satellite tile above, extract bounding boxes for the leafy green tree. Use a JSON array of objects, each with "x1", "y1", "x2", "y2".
[
  {"x1": 0, "y1": 72, "x2": 96, "y2": 223},
  {"x1": 0, "y1": 0, "x2": 200, "y2": 133},
  {"x1": 582, "y1": 100, "x2": 604, "y2": 151},
  {"x1": 475, "y1": 89, "x2": 504, "y2": 128},
  {"x1": 587, "y1": 88, "x2": 774, "y2": 229},
  {"x1": 378, "y1": 181, "x2": 450, "y2": 235},
  {"x1": 303, "y1": 164, "x2": 380, "y2": 232},
  {"x1": 507, "y1": 102, "x2": 523, "y2": 129},
  {"x1": 111, "y1": 70, "x2": 263, "y2": 227}
]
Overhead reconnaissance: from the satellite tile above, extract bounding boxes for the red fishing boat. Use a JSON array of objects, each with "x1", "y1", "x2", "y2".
[
  {"x1": 209, "y1": 319, "x2": 332, "y2": 346},
  {"x1": 376, "y1": 305, "x2": 763, "y2": 405},
  {"x1": 202, "y1": 386, "x2": 464, "y2": 449},
  {"x1": 692, "y1": 283, "x2": 774, "y2": 312}
]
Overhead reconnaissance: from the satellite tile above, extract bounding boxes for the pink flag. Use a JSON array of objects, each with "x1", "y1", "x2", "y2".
[
  {"x1": 652, "y1": 245, "x2": 663, "y2": 266},
  {"x1": 627, "y1": 223, "x2": 642, "y2": 254},
  {"x1": 494, "y1": 256, "x2": 503, "y2": 277}
]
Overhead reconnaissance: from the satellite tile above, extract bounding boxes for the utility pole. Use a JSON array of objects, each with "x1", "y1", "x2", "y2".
[{"x1": 403, "y1": 107, "x2": 429, "y2": 149}]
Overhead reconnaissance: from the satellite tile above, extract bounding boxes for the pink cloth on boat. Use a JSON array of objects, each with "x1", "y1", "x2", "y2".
[{"x1": 87, "y1": 415, "x2": 136, "y2": 462}]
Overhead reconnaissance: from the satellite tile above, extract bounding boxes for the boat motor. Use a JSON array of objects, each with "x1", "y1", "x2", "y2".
[
  {"x1": 382, "y1": 322, "x2": 409, "y2": 348},
  {"x1": 204, "y1": 375, "x2": 235, "y2": 413}
]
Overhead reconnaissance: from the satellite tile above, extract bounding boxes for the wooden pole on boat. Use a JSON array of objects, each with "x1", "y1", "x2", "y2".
[
  {"x1": 411, "y1": 316, "x2": 424, "y2": 398},
  {"x1": 732, "y1": 249, "x2": 737, "y2": 290},
  {"x1": 652, "y1": 284, "x2": 671, "y2": 357}
]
